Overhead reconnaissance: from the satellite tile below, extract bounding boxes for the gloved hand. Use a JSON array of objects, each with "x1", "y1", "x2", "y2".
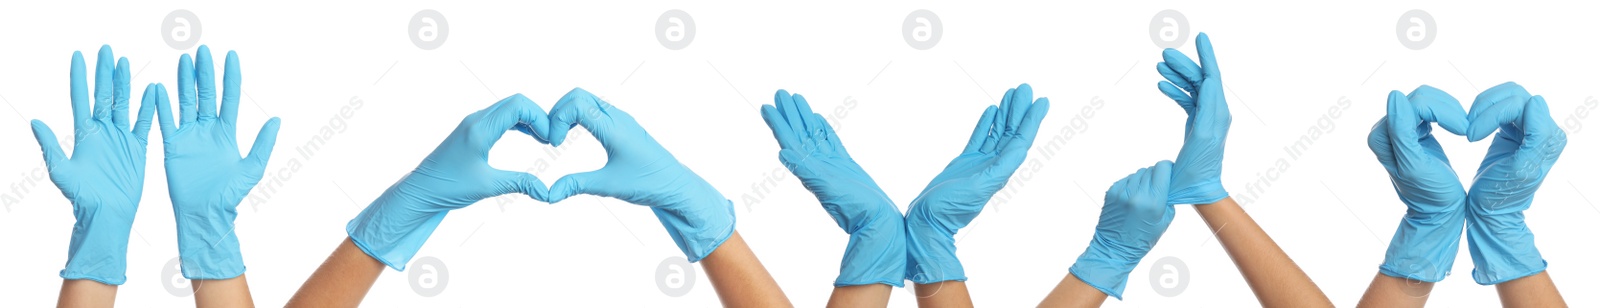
[
  {"x1": 156, "y1": 46, "x2": 282, "y2": 279},
  {"x1": 905, "y1": 83, "x2": 1049, "y2": 284},
  {"x1": 1463, "y1": 82, "x2": 1566, "y2": 285},
  {"x1": 1366, "y1": 86, "x2": 1470, "y2": 282},
  {"x1": 30, "y1": 46, "x2": 156, "y2": 285},
  {"x1": 760, "y1": 90, "x2": 905, "y2": 287},
  {"x1": 545, "y1": 88, "x2": 735, "y2": 262},
  {"x1": 347, "y1": 94, "x2": 551, "y2": 270},
  {"x1": 1155, "y1": 33, "x2": 1231, "y2": 205},
  {"x1": 1070, "y1": 160, "x2": 1175, "y2": 300}
]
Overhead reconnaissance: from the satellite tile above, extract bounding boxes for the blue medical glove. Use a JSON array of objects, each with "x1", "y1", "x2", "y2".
[
  {"x1": 1155, "y1": 33, "x2": 1231, "y2": 205},
  {"x1": 545, "y1": 88, "x2": 735, "y2": 262},
  {"x1": 760, "y1": 90, "x2": 905, "y2": 287},
  {"x1": 1070, "y1": 160, "x2": 1175, "y2": 300},
  {"x1": 346, "y1": 94, "x2": 551, "y2": 270},
  {"x1": 905, "y1": 84, "x2": 1049, "y2": 284},
  {"x1": 31, "y1": 46, "x2": 156, "y2": 285},
  {"x1": 155, "y1": 46, "x2": 282, "y2": 279},
  {"x1": 1366, "y1": 86, "x2": 1471, "y2": 282},
  {"x1": 1463, "y1": 82, "x2": 1565, "y2": 285}
]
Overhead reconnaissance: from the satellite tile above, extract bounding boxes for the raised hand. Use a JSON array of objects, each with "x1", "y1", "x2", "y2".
[
  {"x1": 760, "y1": 90, "x2": 904, "y2": 287},
  {"x1": 157, "y1": 46, "x2": 282, "y2": 279},
  {"x1": 30, "y1": 46, "x2": 156, "y2": 285},
  {"x1": 1462, "y1": 82, "x2": 1566, "y2": 285},
  {"x1": 1366, "y1": 86, "x2": 1471, "y2": 282},
  {"x1": 904, "y1": 83, "x2": 1049, "y2": 283},
  {"x1": 1155, "y1": 32, "x2": 1231, "y2": 205}
]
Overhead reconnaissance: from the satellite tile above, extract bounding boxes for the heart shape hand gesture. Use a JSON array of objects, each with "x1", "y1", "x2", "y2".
[{"x1": 1368, "y1": 82, "x2": 1566, "y2": 284}]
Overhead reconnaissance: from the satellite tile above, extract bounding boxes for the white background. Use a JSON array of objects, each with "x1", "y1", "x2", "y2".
[{"x1": 1, "y1": 1, "x2": 1596, "y2": 306}]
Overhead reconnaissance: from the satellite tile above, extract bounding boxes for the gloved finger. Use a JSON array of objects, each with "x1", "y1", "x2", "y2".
[
  {"x1": 1150, "y1": 160, "x2": 1174, "y2": 196},
  {"x1": 793, "y1": 94, "x2": 832, "y2": 154},
  {"x1": 1157, "y1": 62, "x2": 1195, "y2": 94},
  {"x1": 196, "y1": 45, "x2": 218, "y2": 122},
  {"x1": 1404, "y1": 85, "x2": 1469, "y2": 136},
  {"x1": 1386, "y1": 91, "x2": 1429, "y2": 168},
  {"x1": 1006, "y1": 84, "x2": 1034, "y2": 135},
  {"x1": 70, "y1": 51, "x2": 90, "y2": 134},
  {"x1": 93, "y1": 45, "x2": 115, "y2": 122},
  {"x1": 775, "y1": 90, "x2": 808, "y2": 144},
  {"x1": 1466, "y1": 82, "x2": 1532, "y2": 141},
  {"x1": 1107, "y1": 167, "x2": 1136, "y2": 201},
  {"x1": 1002, "y1": 97, "x2": 1051, "y2": 153},
  {"x1": 759, "y1": 104, "x2": 799, "y2": 149},
  {"x1": 154, "y1": 83, "x2": 177, "y2": 138},
  {"x1": 547, "y1": 169, "x2": 618, "y2": 203},
  {"x1": 1161, "y1": 48, "x2": 1203, "y2": 86},
  {"x1": 1157, "y1": 81, "x2": 1196, "y2": 112},
  {"x1": 494, "y1": 169, "x2": 549, "y2": 203},
  {"x1": 30, "y1": 120, "x2": 68, "y2": 167},
  {"x1": 178, "y1": 53, "x2": 198, "y2": 126},
  {"x1": 1196, "y1": 33, "x2": 1220, "y2": 78},
  {"x1": 1195, "y1": 78, "x2": 1231, "y2": 130},
  {"x1": 981, "y1": 88, "x2": 1017, "y2": 153},
  {"x1": 132, "y1": 84, "x2": 159, "y2": 142},
  {"x1": 812, "y1": 113, "x2": 846, "y2": 156},
  {"x1": 112, "y1": 57, "x2": 130, "y2": 130},
  {"x1": 244, "y1": 117, "x2": 281, "y2": 169},
  {"x1": 220, "y1": 50, "x2": 241, "y2": 125},
  {"x1": 547, "y1": 87, "x2": 612, "y2": 146},
  {"x1": 1517, "y1": 96, "x2": 1566, "y2": 160},
  {"x1": 1366, "y1": 116, "x2": 1397, "y2": 169},
  {"x1": 961, "y1": 105, "x2": 998, "y2": 154},
  {"x1": 1467, "y1": 97, "x2": 1527, "y2": 144},
  {"x1": 484, "y1": 94, "x2": 550, "y2": 148}
]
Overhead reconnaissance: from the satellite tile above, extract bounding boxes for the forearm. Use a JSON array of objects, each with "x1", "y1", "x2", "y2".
[
  {"x1": 828, "y1": 284, "x2": 891, "y2": 307},
  {"x1": 913, "y1": 281, "x2": 973, "y2": 308},
  {"x1": 1355, "y1": 273, "x2": 1431, "y2": 308},
  {"x1": 700, "y1": 231, "x2": 791, "y2": 307},
  {"x1": 58, "y1": 279, "x2": 117, "y2": 308},
  {"x1": 287, "y1": 237, "x2": 385, "y2": 307},
  {"x1": 1495, "y1": 271, "x2": 1564, "y2": 307},
  {"x1": 192, "y1": 275, "x2": 255, "y2": 307},
  {"x1": 1038, "y1": 274, "x2": 1107, "y2": 308},
  {"x1": 1194, "y1": 197, "x2": 1331, "y2": 307}
]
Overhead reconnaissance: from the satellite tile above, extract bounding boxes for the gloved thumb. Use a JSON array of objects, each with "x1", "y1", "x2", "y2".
[
  {"x1": 547, "y1": 170, "x2": 610, "y2": 203},
  {"x1": 244, "y1": 117, "x2": 281, "y2": 169},
  {"x1": 30, "y1": 120, "x2": 68, "y2": 167},
  {"x1": 494, "y1": 169, "x2": 549, "y2": 203}
]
